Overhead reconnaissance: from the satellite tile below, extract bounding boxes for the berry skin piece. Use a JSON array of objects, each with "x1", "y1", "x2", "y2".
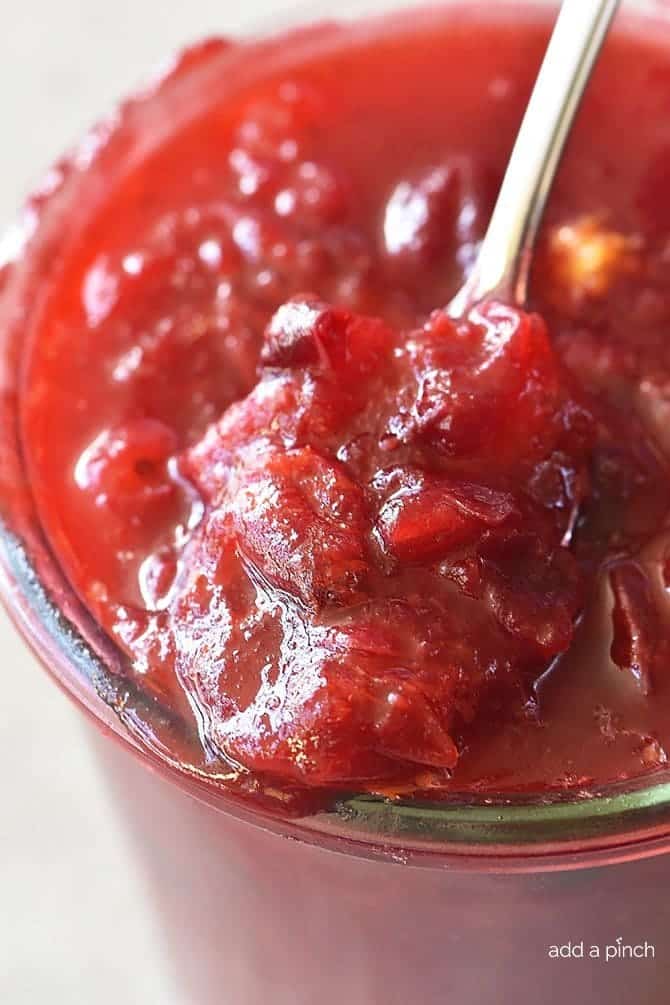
[
  {"x1": 610, "y1": 560, "x2": 667, "y2": 695},
  {"x1": 376, "y1": 472, "x2": 517, "y2": 563}
]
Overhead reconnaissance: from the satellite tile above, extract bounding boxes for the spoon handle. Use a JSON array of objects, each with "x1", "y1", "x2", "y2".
[{"x1": 449, "y1": 0, "x2": 620, "y2": 316}]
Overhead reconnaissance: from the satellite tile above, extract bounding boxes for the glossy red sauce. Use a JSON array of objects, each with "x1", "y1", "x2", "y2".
[{"x1": 18, "y1": 9, "x2": 670, "y2": 798}]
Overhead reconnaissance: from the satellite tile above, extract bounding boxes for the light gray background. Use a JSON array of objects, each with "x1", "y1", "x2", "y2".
[{"x1": 0, "y1": 3, "x2": 302, "y2": 1002}]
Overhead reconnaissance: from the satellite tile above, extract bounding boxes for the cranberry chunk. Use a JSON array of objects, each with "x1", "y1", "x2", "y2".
[
  {"x1": 74, "y1": 419, "x2": 177, "y2": 517},
  {"x1": 261, "y1": 295, "x2": 390, "y2": 374},
  {"x1": 382, "y1": 159, "x2": 492, "y2": 272},
  {"x1": 231, "y1": 446, "x2": 370, "y2": 610},
  {"x1": 479, "y1": 532, "x2": 581, "y2": 657},
  {"x1": 395, "y1": 303, "x2": 563, "y2": 469},
  {"x1": 377, "y1": 472, "x2": 516, "y2": 563}
]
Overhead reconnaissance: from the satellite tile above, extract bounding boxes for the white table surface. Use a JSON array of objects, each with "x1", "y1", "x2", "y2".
[{"x1": 0, "y1": 3, "x2": 303, "y2": 1002}]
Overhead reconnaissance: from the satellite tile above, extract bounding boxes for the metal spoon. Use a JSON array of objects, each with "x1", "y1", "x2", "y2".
[{"x1": 449, "y1": 0, "x2": 621, "y2": 317}]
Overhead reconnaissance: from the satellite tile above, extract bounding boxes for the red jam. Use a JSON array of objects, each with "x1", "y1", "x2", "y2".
[{"x1": 15, "y1": 9, "x2": 670, "y2": 798}]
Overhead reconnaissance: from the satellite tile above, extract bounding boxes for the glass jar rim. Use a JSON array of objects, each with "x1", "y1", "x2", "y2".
[{"x1": 3, "y1": 0, "x2": 670, "y2": 873}]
